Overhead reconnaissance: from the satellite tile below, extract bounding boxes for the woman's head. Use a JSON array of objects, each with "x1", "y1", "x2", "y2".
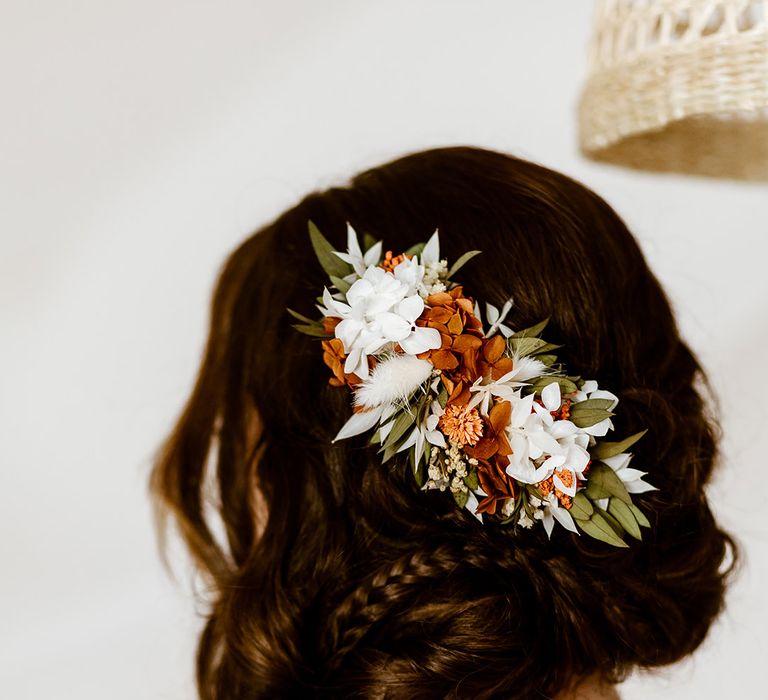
[{"x1": 151, "y1": 147, "x2": 735, "y2": 699}]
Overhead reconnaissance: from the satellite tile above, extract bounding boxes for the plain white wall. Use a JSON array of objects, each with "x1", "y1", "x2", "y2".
[{"x1": 1, "y1": 1, "x2": 766, "y2": 698}]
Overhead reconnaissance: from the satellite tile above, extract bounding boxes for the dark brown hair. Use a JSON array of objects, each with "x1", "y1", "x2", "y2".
[{"x1": 151, "y1": 147, "x2": 736, "y2": 699}]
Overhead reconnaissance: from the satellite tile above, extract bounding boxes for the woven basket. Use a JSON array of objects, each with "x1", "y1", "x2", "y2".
[{"x1": 579, "y1": 0, "x2": 768, "y2": 179}]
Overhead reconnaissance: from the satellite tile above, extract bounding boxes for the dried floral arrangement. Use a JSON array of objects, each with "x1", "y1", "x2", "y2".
[{"x1": 290, "y1": 223, "x2": 656, "y2": 547}]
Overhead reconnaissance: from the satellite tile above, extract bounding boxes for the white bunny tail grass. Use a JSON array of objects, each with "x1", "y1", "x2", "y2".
[{"x1": 354, "y1": 354, "x2": 433, "y2": 409}]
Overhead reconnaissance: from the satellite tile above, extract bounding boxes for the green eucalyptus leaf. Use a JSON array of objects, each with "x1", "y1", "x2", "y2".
[
  {"x1": 571, "y1": 398, "x2": 615, "y2": 412},
  {"x1": 584, "y1": 463, "x2": 632, "y2": 504},
  {"x1": 511, "y1": 318, "x2": 550, "y2": 338},
  {"x1": 453, "y1": 489, "x2": 469, "y2": 509},
  {"x1": 414, "y1": 459, "x2": 425, "y2": 486},
  {"x1": 590, "y1": 430, "x2": 648, "y2": 460},
  {"x1": 570, "y1": 492, "x2": 594, "y2": 520},
  {"x1": 509, "y1": 337, "x2": 549, "y2": 357},
  {"x1": 536, "y1": 354, "x2": 558, "y2": 366},
  {"x1": 531, "y1": 376, "x2": 580, "y2": 396},
  {"x1": 370, "y1": 430, "x2": 382, "y2": 445},
  {"x1": 287, "y1": 308, "x2": 318, "y2": 324},
  {"x1": 292, "y1": 323, "x2": 331, "y2": 338},
  {"x1": 404, "y1": 242, "x2": 425, "y2": 257},
  {"x1": 464, "y1": 469, "x2": 479, "y2": 491},
  {"x1": 569, "y1": 399, "x2": 615, "y2": 428},
  {"x1": 437, "y1": 387, "x2": 449, "y2": 408},
  {"x1": 629, "y1": 503, "x2": 651, "y2": 528},
  {"x1": 329, "y1": 275, "x2": 351, "y2": 293},
  {"x1": 447, "y1": 250, "x2": 482, "y2": 279},
  {"x1": 608, "y1": 498, "x2": 642, "y2": 540},
  {"x1": 577, "y1": 513, "x2": 628, "y2": 548},
  {"x1": 308, "y1": 221, "x2": 352, "y2": 279},
  {"x1": 382, "y1": 411, "x2": 414, "y2": 450},
  {"x1": 362, "y1": 232, "x2": 378, "y2": 253},
  {"x1": 597, "y1": 507, "x2": 626, "y2": 537}
]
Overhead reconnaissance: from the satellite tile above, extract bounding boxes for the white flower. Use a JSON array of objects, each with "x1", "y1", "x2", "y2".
[
  {"x1": 398, "y1": 411, "x2": 447, "y2": 465},
  {"x1": 601, "y1": 452, "x2": 657, "y2": 494},
  {"x1": 354, "y1": 354, "x2": 433, "y2": 409},
  {"x1": 540, "y1": 493, "x2": 579, "y2": 537},
  {"x1": 333, "y1": 223, "x2": 383, "y2": 280},
  {"x1": 420, "y1": 229, "x2": 441, "y2": 267},
  {"x1": 323, "y1": 266, "x2": 412, "y2": 377},
  {"x1": 467, "y1": 355, "x2": 549, "y2": 415},
  {"x1": 333, "y1": 402, "x2": 397, "y2": 442},
  {"x1": 484, "y1": 299, "x2": 514, "y2": 338},
  {"x1": 377, "y1": 295, "x2": 442, "y2": 355},
  {"x1": 392, "y1": 255, "x2": 425, "y2": 296},
  {"x1": 504, "y1": 382, "x2": 591, "y2": 490}
]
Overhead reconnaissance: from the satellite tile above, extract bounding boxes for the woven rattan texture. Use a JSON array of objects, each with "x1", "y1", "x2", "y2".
[{"x1": 579, "y1": 0, "x2": 768, "y2": 179}]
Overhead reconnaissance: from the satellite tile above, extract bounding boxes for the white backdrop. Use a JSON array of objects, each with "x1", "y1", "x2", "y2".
[{"x1": 1, "y1": 2, "x2": 766, "y2": 698}]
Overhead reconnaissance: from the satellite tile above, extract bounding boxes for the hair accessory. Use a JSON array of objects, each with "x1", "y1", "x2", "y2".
[{"x1": 290, "y1": 223, "x2": 656, "y2": 547}]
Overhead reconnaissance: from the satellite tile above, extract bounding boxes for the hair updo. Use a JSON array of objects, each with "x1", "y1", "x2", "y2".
[{"x1": 151, "y1": 147, "x2": 736, "y2": 699}]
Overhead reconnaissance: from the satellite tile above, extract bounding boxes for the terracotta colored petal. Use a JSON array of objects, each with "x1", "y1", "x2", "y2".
[
  {"x1": 440, "y1": 373, "x2": 456, "y2": 395},
  {"x1": 440, "y1": 333, "x2": 453, "y2": 349},
  {"x1": 483, "y1": 335, "x2": 506, "y2": 363},
  {"x1": 476, "y1": 495, "x2": 500, "y2": 515},
  {"x1": 491, "y1": 358, "x2": 514, "y2": 380},
  {"x1": 323, "y1": 316, "x2": 342, "y2": 334},
  {"x1": 426, "y1": 291, "x2": 453, "y2": 306},
  {"x1": 452, "y1": 334, "x2": 483, "y2": 353},
  {"x1": 455, "y1": 297, "x2": 475, "y2": 315},
  {"x1": 495, "y1": 430, "x2": 513, "y2": 457},
  {"x1": 447, "y1": 384, "x2": 471, "y2": 407},
  {"x1": 447, "y1": 313, "x2": 464, "y2": 335},
  {"x1": 430, "y1": 322, "x2": 450, "y2": 335},
  {"x1": 430, "y1": 349, "x2": 459, "y2": 371},
  {"x1": 329, "y1": 377, "x2": 344, "y2": 387},
  {"x1": 427, "y1": 307, "x2": 453, "y2": 324},
  {"x1": 466, "y1": 435, "x2": 498, "y2": 460},
  {"x1": 450, "y1": 286, "x2": 464, "y2": 299},
  {"x1": 488, "y1": 400, "x2": 512, "y2": 434}
]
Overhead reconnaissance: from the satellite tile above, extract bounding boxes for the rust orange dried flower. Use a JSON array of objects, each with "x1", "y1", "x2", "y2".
[{"x1": 438, "y1": 404, "x2": 484, "y2": 446}]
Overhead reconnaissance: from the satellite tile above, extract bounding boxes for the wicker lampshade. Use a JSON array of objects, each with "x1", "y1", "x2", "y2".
[{"x1": 579, "y1": 0, "x2": 768, "y2": 179}]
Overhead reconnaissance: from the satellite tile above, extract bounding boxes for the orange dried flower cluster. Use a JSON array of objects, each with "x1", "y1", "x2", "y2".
[
  {"x1": 537, "y1": 470, "x2": 574, "y2": 510},
  {"x1": 380, "y1": 250, "x2": 407, "y2": 272},
  {"x1": 438, "y1": 404, "x2": 484, "y2": 446}
]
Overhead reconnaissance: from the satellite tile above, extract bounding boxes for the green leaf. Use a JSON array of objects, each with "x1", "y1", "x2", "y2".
[
  {"x1": 509, "y1": 336, "x2": 548, "y2": 356},
  {"x1": 329, "y1": 275, "x2": 351, "y2": 293},
  {"x1": 292, "y1": 323, "x2": 331, "y2": 338},
  {"x1": 404, "y1": 242, "x2": 425, "y2": 257},
  {"x1": 511, "y1": 318, "x2": 550, "y2": 338},
  {"x1": 362, "y1": 232, "x2": 378, "y2": 253},
  {"x1": 308, "y1": 221, "x2": 352, "y2": 279},
  {"x1": 629, "y1": 503, "x2": 651, "y2": 528},
  {"x1": 597, "y1": 507, "x2": 626, "y2": 537},
  {"x1": 382, "y1": 442, "x2": 400, "y2": 463},
  {"x1": 577, "y1": 512, "x2": 628, "y2": 548},
  {"x1": 381, "y1": 411, "x2": 415, "y2": 451},
  {"x1": 453, "y1": 489, "x2": 469, "y2": 509},
  {"x1": 569, "y1": 399, "x2": 615, "y2": 428},
  {"x1": 584, "y1": 463, "x2": 632, "y2": 504},
  {"x1": 437, "y1": 386, "x2": 449, "y2": 408},
  {"x1": 608, "y1": 498, "x2": 642, "y2": 540},
  {"x1": 447, "y1": 250, "x2": 482, "y2": 278},
  {"x1": 536, "y1": 354, "x2": 558, "y2": 366},
  {"x1": 569, "y1": 492, "x2": 594, "y2": 520},
  {"x1": 531, "y1": 376, "x2": 579, "y2": 396},
  {"x1": 287, "y1": 308, "x2": 318, "y2": 324},
  {"x1": 413, "y1": 459, "x2": 425, "y2": 486},
  {"x1": 369, "y1": 429, "x2": 382, "y2": 445},
  {"x1": 590, "y1": 430, "x2": 648, "y2": 460},
  {"x1": 464, "y1": 469, "x2": 479, "y2": 491}
]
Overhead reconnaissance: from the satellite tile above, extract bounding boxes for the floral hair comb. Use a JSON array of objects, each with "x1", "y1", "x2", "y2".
[{"x1": 289, "y1": 223, "x2": 656, "y2": 547}]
